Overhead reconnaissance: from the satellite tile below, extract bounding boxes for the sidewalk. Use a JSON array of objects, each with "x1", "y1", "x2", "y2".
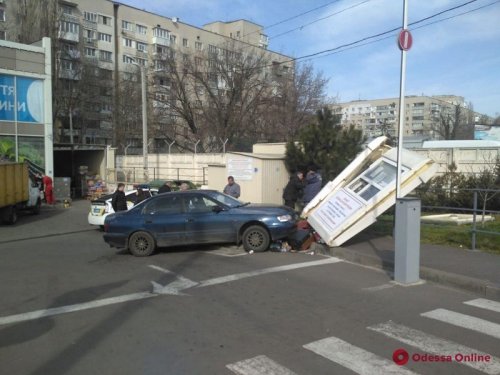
[
  {"x1": 326, "y1": 233, "x2": 500, "y2": 299},
  {"x1": 0, "y1": 199, "x2": 93, "y2": 244}
]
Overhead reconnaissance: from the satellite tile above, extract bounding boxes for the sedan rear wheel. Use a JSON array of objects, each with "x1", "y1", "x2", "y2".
[
  {"x1": 242, "y1": 225, "x2": 270, "y2": 253},
  {"x1": 128, "y1": 231, "x2": 156, "y2": 257}
]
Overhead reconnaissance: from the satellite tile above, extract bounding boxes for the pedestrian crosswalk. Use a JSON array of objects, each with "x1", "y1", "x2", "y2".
[
  {"x1": 226, "y1": 297, "x2": 500, "y2": 375},
  {"x1": 303, "y1": 336, "x2": 418, "y2": 375}
]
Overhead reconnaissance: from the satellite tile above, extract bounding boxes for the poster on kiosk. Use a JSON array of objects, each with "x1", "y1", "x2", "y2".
[{"x1": 303, "y1": 136, "x2": 437, "y2": 247}]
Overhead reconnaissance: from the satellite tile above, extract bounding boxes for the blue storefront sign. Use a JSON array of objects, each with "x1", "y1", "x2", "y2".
[{"x1": 0, "y1": 74, "x2": 44, "y2": 123}]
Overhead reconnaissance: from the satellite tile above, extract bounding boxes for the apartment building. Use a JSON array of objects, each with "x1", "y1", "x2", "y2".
[
  {"x1": 3, "y1": 0, "x2": 291, "y2": 149},
  {"x1": 332, "y1": 95, "x2": 475, "y2": 140}
]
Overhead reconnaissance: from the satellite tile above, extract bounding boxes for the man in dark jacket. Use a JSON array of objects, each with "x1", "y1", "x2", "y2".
[
  {"x1": 111, "y1": 183, "x2": 128, "y2": 212},
  {"x1": 283, "y1": 172, "x2": 304, "y2": 209},
  {"x1": 303, "y1": 166, "x2": 322, "y2": 205},
  {"x1": 158, "y1": 181, "x2": 172, "y2": 194}
]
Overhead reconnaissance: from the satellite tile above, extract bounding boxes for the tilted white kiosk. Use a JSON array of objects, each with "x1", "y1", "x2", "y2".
[{"x1": 302, "y1": 136, "x2": 437, "y2": 247}]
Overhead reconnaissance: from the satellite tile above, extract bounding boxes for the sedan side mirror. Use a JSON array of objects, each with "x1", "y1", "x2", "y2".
[{"x1": 212, "y1": 205, "x2": 224, "y2": 213}]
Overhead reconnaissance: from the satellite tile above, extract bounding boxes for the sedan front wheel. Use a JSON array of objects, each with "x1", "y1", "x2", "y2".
[
  {"x1": 242, "y1": 225, "x2": 270, "y2": 253},
  {"x1": 128, "y1": 231, "x2": 156, "y2": 257}
]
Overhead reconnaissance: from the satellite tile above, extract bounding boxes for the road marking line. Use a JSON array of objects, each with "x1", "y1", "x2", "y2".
[
  {"x1": 464, "y1": 298, "x2": 500, "y2": 314},
  {"x1": 0, "y1": 259, "x2": 342, "y2": 326},
  {"x1": 0, "y1": 292, "x2": 156, "y2": 326},
  {"x1": 363, "y1": 283, "x2": 395, "y2": 292},
  {"x1": 421, "y1": 309, "x2": 500, "y2": 340},
  {"x1": 148, "y1": 265, "x2": 199, "y2": 295},
  {"x1": 368, "y1": 321, "x2": 500, "y2": 375},
  {"x1": 303, "y1": 336, "x2": 418, "y2": 375},
  {"x1": 227, "y1": 355, "x2": 298, "y2": 375},
  {"x1": 197, "y1": 257, "x2": 342, "y2": 288},
  {"x1": 204, "y1": 251, "x2": 248, "y2": 257}
]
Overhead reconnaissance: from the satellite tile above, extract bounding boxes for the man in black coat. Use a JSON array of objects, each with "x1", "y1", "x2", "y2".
[
  {"x1": 111, "y1": 183, "x2": 128, "y2": 212},
  {"x1": 283, "y1": 172, "x2": 304, "y2": 209},
  {"x1": 158, "y1": 181, "x2": 172, "y2": 194}
]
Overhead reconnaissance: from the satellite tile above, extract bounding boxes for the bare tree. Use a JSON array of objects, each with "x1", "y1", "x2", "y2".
[
  {"x1": 262, "y1": 62, "x2": 330, "y2": 141},
  {"x1": 431, "y1": 103, "x2": 474, "y2": 140}
]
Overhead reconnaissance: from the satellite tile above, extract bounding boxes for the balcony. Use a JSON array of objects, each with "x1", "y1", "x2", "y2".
[
  {"x1": 58, "y1": 69, "x2": 81, "y2": 80},
  {"x1": 152, "y1": 36, "x2": 170, "y2": 47},
  {"x1": 58, "y1": 30, "x2": 79, "y2": 43},
  {"x1": 83, "y1": 19, "x2": 97, "y2": 30},
  {"x1": 84, "y1": 38, "x2": 98, "y2": 47}
]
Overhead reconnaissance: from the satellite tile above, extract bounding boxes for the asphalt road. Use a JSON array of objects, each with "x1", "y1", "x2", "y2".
[{"x1": 0, "y1": 202, "x2": 499, "y2": 375}]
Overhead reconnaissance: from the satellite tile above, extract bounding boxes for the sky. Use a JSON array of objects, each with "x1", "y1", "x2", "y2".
[{"x1": 118, "y1": 0, "x2": 500, "y2": 117}]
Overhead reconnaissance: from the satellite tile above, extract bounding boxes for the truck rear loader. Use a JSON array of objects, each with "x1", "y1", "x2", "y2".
[{"x1": 0, "y1": 162, "x2": 42, "y2": 224}]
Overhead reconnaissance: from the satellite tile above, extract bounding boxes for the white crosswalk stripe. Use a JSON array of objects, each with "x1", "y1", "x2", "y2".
[
  {"x1": 421, "y1": 308, "x2": 500, "y2": 340},
  {"x1": 464, "y1": 298, "x2": 500, "y2": 314},
  {"x1": 368, "y1": 321, "x2": 500, "y2": 375},
  {"x1": 226, "y1": 355, "x2": 298, "y2": 375},
  {"x1": 303, "y1": 336, "x2": 419, "y2": 375}
]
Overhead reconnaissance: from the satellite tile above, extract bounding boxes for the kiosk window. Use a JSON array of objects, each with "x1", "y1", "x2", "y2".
[{"x1": 347, "y1": 160, "x2": 399, "y2": 202}]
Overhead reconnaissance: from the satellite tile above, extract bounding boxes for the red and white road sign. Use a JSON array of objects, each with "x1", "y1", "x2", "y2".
[{"x1": 398, "y1": 29, "x2": 413, "y2": 51}]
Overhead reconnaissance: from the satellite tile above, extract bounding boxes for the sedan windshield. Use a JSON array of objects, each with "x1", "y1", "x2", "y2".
[{"x1": 204, "y1": 191, "x2": 244, "y2": 208}]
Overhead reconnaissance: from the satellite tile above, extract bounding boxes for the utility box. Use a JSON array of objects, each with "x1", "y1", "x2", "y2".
[
  {"x1": 303, "y1": 136, "x2": 437, "y2": 247},
  {"x1": 54, "y1": 177, "x2": 71, "y2": 202},
  {"x1": 394, "y1": 198, "x2": 421, "y2": 284}
]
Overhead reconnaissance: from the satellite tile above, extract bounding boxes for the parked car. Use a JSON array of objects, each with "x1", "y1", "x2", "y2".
[
  {"x1": 88, "y1": 188, "x2": 158, "y2": 228},
  {"x1": 148, "y1": 180, "x2": 198, "y2": 191},
  {"x1": 103, "y1": 190, "x2": 297, "y2": 256}
]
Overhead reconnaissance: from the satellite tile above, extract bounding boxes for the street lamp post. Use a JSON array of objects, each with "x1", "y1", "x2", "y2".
[
  {"x1": 132, "y1": 61, "x2": 148, "y2": 182},
  {"x1": 139, "y1": 65, "x2": 148, "y2": 181}
]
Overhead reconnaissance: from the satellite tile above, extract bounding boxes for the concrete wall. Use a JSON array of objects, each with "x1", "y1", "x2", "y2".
[{"x1": 413, "y1": 147, "x2": 499, "y2": 174}]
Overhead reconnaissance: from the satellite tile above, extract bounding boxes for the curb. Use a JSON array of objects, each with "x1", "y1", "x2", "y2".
[{"x1": 328, "y1": 246, "x2": 500, "y2": 299}]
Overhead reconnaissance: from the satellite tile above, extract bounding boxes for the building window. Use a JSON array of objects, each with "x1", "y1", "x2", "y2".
[
  {"x1": 60, "y1": 21, "x2": 79, "y2": 34},
  {"x1": 195, "y1": 41, "x2": 203, "y2": 51},
  {"x1": 182, "y1": 38, "x2": 188, "y2": 47},
  {"x1": 136, "y1": 24, "x2": 147, "y2": 35},
  {"x1": 60, "y1": 59, "x2": 74, "y2": 70},
  {"x1": 170, "y1": 34, "x2": 176, "y2": 44},
  {"x1": 84, "y1": 47, "x2": 96, "y2": 57},
  {"x1": 153, "y1": 27, "x2": 169, "y2": 39},
  {"x1": 122, "y1": 55, "x2": 135, "y2": 64},
  {"x1": 137, "y1": 58, "x2": 147, "y2": 67},
  {"x1": 98, "y1": 32, "x2": 112, "y2": 42},
  {"x1": 85, "y1": 29, "x2": 96, "y2": 40},
  {"x1": 99, "y1": 68, "x2": 113, "y2": 80},
  {"x1": 208, "y1": 44, "x2": 217, "y2": 54},
  {"x1": 122, "y1": 20, "x2": 134, "y2": 32},
  {"x1": 137, "y1": 42, "x2": 147, "y2": 52},
  {"x1": 99, "y1": 50, "x2": 113, "y2": 62},
  {"x1": 100, "y1": 15, "x2": 111, "y2": 25},
  {"x1": 195, "y1": 57, "x2": 202, "y2": 66},
  {"x1": 101, "y1": 103, "x2": 112, "y2": 112},
  {"x1": 0, "y1": 30, "x2": 6, "y2": 40},
  {"x1": 236, "y1": 31, "x2": 241, "y2": 38},
  {"x1": 182, "y1": 54, "x2": 189, "y2": 63},
  {"x1": 61, "y1": 5, "x2": 73, "y2": 15},
  {"x1": 123, "y1": 38, "x2": 134, "y2": 48},
  {"x1": 84, "y1": 11, "x2": 98, "y2": 22}
]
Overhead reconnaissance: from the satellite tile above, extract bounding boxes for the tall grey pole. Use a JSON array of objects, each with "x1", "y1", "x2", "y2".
[
  {"x1": 394, "y1": 0, "x2": 421, "y2": 285},
  {"x1": 395, "y1": 0, "x2": 408, "y2": 198},
  {"x1": 69, "y1": 106, "x2": 74, "y2": 144},
  {"x1": 140, "y1": 66, "x2": 148, "y2": 181}
]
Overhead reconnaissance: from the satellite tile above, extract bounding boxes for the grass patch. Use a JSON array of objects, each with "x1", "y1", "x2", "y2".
[{"x1": 367, "y1": 214, "x2": 500, "y2": 254}]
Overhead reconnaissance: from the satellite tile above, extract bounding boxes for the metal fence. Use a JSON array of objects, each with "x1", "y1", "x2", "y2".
[
  {"x1": 410, "y1": 188, "x2": 500, "y2": 251},
  {"x1": 106, "y1": 167, "x2": 208, "y2": 185}
]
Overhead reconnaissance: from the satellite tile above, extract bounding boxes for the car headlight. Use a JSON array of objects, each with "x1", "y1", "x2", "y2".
[{"x1": 277, "y1": 214, "x2": 292, "y2": 222}]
